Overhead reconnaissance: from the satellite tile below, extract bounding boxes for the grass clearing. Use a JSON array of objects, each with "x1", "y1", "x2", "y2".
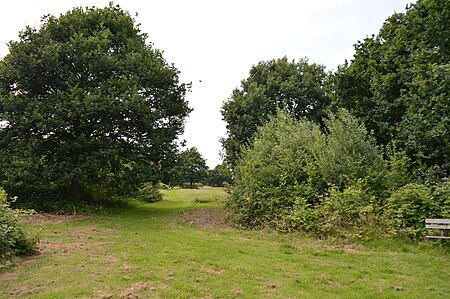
[{"x1": 1, "y1": 187, "x2": 449, "y2": 298}]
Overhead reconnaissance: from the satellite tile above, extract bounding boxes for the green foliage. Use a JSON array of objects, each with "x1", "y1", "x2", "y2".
[
  {"x1": 169, "y1": 147, "x2": 209, "y2": 188},
  {"x1": 318, "y1": 109, "x2": 384, "y2": 188},
  {"x1": 207, "y1": 162, "x2": 233, "y2": 187},
  {"x1": 386, "y1": 181, "x2": 450, "y2": 238},
  {"x1": 432, "y1": 181, "x2": 450, "y2": 219},
  {"x1": 221, "y1": 57, "x2": 330, "y2": 166},
  {"x1": 331, "y1": 0, "x2": 450, "y2": 177},
  {"x1": 227, "y1": 110, "x2": 323, "y2": 227},
  {"x1": 227, "y1": 110, "x2": 387, "y2": 235},
  {"x1": 283, "y1": 181, "x2": 392, "y2": 241},
  {"x1": 8, "y1": 191, "x2": 137, "y2": 214},
  {"x1": 386, "y1": 183, "x2": 434, "y2": 238},
  {"x1": 313, "y1": 182, "x2": 392, "y2": 241},
  {"x1": 0, "y1": 188, "x2": 37, "y2": 264},
  {"x1": 0, "y1": 4, "x2": 191, "y2": 204},
  {"x1": 383, "y1": 142, "x2": 413, "y2": 190},
  {"x1": 227, "y1": 109, "x2": 450, "y2": 240},
  {"x1": 220, "y1": 0, "x2": 449, "y2": 241},
  {"x1": 137, "y1": 182, "x2": 163, "y2": 203}
]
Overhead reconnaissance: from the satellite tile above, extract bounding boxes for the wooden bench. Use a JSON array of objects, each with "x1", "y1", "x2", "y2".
[{"x1": 425, "y1": 219, "x2": 450, "y2": 239}]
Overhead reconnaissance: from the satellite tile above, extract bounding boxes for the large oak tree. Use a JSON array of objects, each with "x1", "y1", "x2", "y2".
[{"x1": 0, "y1": 4, "x2": 191, "y2": 201}]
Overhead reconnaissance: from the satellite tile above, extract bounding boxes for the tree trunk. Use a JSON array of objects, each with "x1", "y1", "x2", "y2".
[{"x1": 69, "y1": 177, "x2": 81, "y2": 202}]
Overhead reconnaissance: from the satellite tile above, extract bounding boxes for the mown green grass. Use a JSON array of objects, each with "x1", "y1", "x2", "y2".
[{"x1": 1, "y1": 187, "x2": 449, "y2": 298}]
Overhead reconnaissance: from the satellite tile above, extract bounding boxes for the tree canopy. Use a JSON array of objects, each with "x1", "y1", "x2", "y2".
[
  {"x1": 0, "y1": 4, "x2": 191, "y2": 202},
  {"x1": 170, "y1": 147, "x2": 208, "y2": 188},
  {"x1": 331, "y1": 0, "x2": 449, "y2": 178},
  {"x1": 208, "y1": 162, "x2": 233, "y2": 187},
  {"x1": 221, "y1": 57, "x2": 330, "y2": 166}
]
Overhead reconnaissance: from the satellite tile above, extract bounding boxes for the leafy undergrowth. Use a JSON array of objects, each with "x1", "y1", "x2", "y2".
[{"x1": 1, "y1": 187, "x2": 449, "y2": 298}]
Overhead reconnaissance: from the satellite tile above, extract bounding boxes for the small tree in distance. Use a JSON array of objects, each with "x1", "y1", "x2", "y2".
[{"x1": 171, "y1": 147, "x2": 208, "y2": 188}]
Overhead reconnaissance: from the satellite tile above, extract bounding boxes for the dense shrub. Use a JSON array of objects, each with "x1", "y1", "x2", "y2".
[
  {"x1": 432, "y1": 181, "x2": 450, "y2": 219},
  {"x1": 227, "y1": 109, "x2": 449, "y2": 240},
  {"x1": 383, "y1": 143, "x2": 413, "y2": 191},
  {"x1": 275, "y1": 181, "x2": 394, "y2": 241},
  {"x1": 227, "y1": 111, "x2": 323, "y2": 227},
  {"x1": 137, "y1": 182, "x2": 163, "y2": 203},
  {"x1": 313, "y1": 182, "x2": 393, "y2": 240},
  {"x1": 386, "y1": 181, "x2": 450, "y2": 238},
  {"x1": 317, "y1": 110, "x2": 384, "y2": 188},
  {"x1": 1, "y1": 188, "x2": 37, "y2": 264},
  {"x1": 227, "y1": 110, "x2": 385, "y2": 230}
]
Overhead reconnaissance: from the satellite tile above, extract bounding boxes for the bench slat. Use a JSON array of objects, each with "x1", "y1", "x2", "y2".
[
  {"x1": 425, "y1": 236, "x2": 450, "y2": 239},
  {"x1": 425, "y1": 219, "x2": 450, "y2": 224},
  {"x1": 426, "y1": 224, "x2": 450, "y2": 230}
]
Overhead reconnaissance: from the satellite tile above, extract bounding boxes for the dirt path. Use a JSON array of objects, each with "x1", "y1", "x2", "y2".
[{"x1": 181, "y1": 207, "x2": 230, "y2": 229}]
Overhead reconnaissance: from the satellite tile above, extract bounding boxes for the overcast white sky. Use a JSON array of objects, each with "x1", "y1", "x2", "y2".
[{"x1": 0, "y1": 0, "x2": 412, "y2": 167}]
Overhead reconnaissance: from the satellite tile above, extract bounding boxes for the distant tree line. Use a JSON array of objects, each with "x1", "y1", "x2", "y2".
[{"x1": 165, "y1": 147, "x2": 232, "y2": 189}]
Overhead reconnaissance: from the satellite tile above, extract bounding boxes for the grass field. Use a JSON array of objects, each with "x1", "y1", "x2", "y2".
[{"x1": 1, "y1": 187, "x2": 449, "y2": 298}]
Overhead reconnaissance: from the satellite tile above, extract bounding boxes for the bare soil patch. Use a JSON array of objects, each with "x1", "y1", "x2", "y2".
[
  {"x1": 119, "y1": 263, "x2": 141, "y2": 272},
  {"x1": 182, "y1": 207, "x2": 229, "y2": 229},
  {"x1": 0, "y1": 271, "x2": 19, "y2": 281},
  {"x1": 39, "y1": 241, "x2": 115, "y2": 253},
  {"x1": 198, "y1": 264, "x2": 225, "y2": 275},
  {"x1": 121, "y1": 282, "x2": 154, "y2": 298},
  {"x1": 322, "y1": 244, "x2": 360, "y2": 253},
  {"x1": 23, "y1": 214, "x2": 89, "y2": 224},
  {"x1": 7, "y1": 285, "x2": 45, "y2": 298}
]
